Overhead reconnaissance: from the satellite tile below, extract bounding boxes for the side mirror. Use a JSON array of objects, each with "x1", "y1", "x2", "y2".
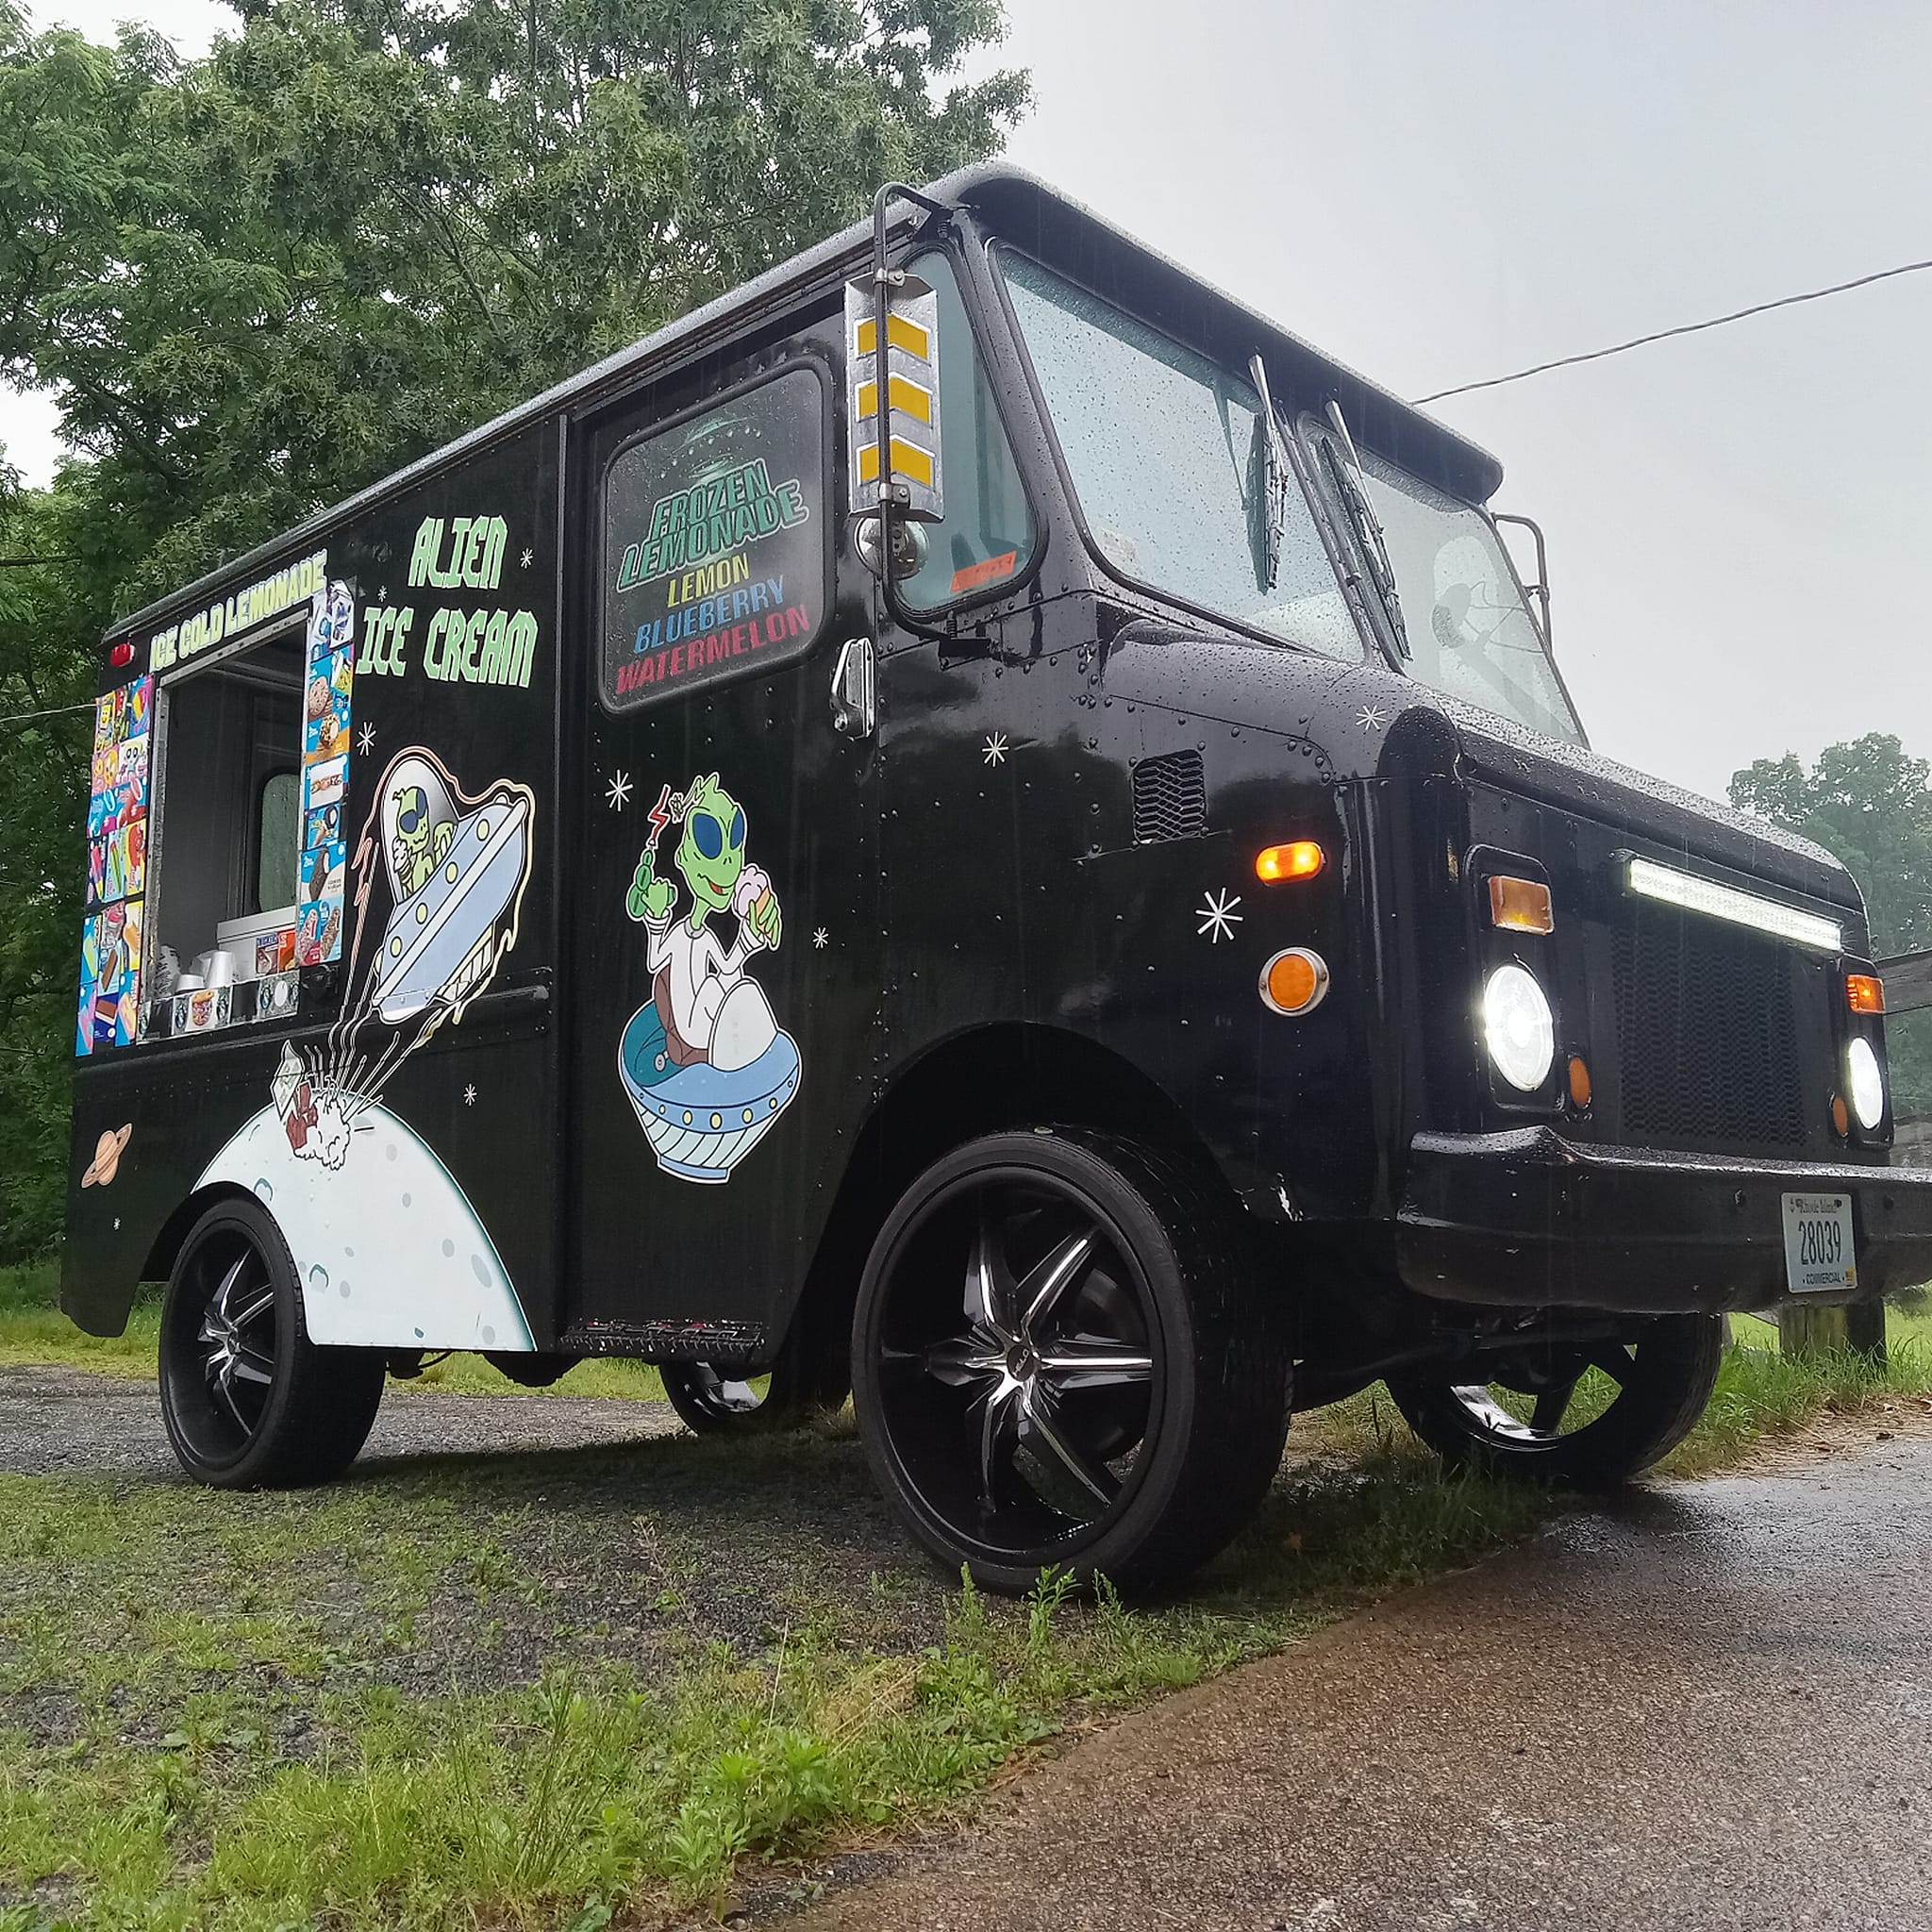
[{"x1": 846, "y1": 272, "x2": 944, "y2": 527}]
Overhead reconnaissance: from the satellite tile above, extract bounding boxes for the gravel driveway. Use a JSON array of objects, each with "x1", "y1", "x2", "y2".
[{"x1": 0, "y1": 1361, "x2": 681, "y2": 1478}]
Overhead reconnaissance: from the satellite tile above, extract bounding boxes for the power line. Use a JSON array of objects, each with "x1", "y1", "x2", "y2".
[
  {"x1": 1413, "y1": 255, "x2": 1932, "y2": 405},
  {"x1": 0, "y1": 697, "x2": 91, "y2": 726}
]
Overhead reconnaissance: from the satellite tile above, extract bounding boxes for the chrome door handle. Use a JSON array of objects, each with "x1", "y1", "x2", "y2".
[{"x1": 829, "y1": 635, "x2": 875, "y2": 739}]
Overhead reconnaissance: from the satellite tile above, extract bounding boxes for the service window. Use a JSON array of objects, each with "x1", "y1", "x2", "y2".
[
  {"x1": 133, "y1": 580, "x2": 357, "y2": 1041},
  {"x1": 601, "y1": 365, "x2": 832, "y2": 709},
  {"x1": 895, "y1": 250, "x2": 1038, "y2": 611}
]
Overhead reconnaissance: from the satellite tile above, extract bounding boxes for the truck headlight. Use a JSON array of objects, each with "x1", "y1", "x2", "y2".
[
  {"x1": 1483, "y1": 964, "x2": 1556, "y2": 1092},
  {"x1": 1847, "y1": 1036, "x2": 1885, "y2": 1130}
]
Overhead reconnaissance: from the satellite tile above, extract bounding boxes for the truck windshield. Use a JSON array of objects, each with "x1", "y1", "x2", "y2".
[
  {"x1": 1000, "y1": 253, "x2": 1359, "y2": 661},
  {"x1": 1309, "y1": 421, "x2": 1583, "y2": 744}
]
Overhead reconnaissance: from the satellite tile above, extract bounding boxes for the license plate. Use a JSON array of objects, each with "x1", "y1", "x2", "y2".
[{"x1": 1781, "y1": 1191, "x2": 1857, "y2": 1293}]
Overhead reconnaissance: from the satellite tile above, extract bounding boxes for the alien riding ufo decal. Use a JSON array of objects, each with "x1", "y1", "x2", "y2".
[{"x1": 619, "y1": 773, "x2": 799, "y2": 1184}]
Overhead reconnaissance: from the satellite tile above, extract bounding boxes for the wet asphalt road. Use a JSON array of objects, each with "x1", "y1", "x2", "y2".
[{"x1": 793, "y1": 1432, "x2": 1932, "y2": 1932}]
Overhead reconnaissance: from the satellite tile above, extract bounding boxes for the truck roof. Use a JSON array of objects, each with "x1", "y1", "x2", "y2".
[{"x1": 110, "y1": 162, "x2": 1504, "y2": 643}]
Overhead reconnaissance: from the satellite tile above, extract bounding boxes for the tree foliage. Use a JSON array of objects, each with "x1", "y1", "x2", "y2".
[
  {"x1": 1731, "y1": 733, "x2": 1932, "y2": 1118},
  {"x1": 0, "y1": 0, "x2": 1023, "y2": 1259}
]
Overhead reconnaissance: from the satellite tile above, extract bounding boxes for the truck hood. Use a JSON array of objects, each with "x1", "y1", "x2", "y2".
[{"x1": 1097, "y1": 620, "x2": 1857, "y2": 912}]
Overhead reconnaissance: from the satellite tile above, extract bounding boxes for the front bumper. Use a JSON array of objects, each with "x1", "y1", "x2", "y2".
[{"x1": 1398, "y1": 1126, "x2": 1932, "y2": 1312}]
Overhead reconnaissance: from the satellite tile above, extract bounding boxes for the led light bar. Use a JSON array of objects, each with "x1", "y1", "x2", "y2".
[{"x1": 1625, "y1": 856, "x2": 1842, "y2": 953}]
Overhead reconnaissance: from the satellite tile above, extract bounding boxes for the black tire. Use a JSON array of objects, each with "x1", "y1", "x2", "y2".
[
  {"x1": 659, "y1": 1317, "x2": 850, "y2": 1437},
  {"x1": 158, "y1": 1196, "x2": 387, "y2": 1488},
  {"x1": 851, "y1": 1129, "x2": 1291, "y2": 1594},
  {"x1": 1385, "y1": 1313, "x2": 1723, "y2": 1490}
]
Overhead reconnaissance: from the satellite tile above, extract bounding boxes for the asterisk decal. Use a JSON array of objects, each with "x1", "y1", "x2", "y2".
[
  {"x1": 1197, "y1": 889, "x2": 1243, "y2": 943},
  {"x1": 462, "y1": 1083, "x2": 477, "y2": 1107},
  {"x1": 606, "y1": 772, "x2": 632, "y2": 810},
  {"x1": 812, "y1": 927, "x2": 829, "y2": 950},
  {"x1": 521, "y1": 548, "x2": 534, "y2": 569},
  {"x1": 356, "y1": 723, "x2": 375, "y2": 755},
  {"x1": 375, "y1": 586, "x2": 388, "y2": 603},
  {"x1": 1357, "y1": 704, "x2": 1388, "y2": 734},
  {"x1": 982, "y1": 732, "x2": 1008, "y2": 767}
]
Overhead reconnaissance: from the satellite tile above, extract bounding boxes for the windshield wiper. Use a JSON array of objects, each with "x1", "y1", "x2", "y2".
[
  {"x1": 1321, "y1": 399, "x2": 1410, "y2": 660},
  {"x1": 1244, "y1": 353, "x2": 1290, "y2": 592}
]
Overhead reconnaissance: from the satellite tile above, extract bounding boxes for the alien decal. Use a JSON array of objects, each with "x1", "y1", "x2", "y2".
[{"x1": 617, "y1": 774, "x2": 801, "y2": 1183}]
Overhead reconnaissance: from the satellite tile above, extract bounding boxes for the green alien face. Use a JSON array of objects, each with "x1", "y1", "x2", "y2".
[
  {"x1": 394, "y1": 785, "x2": 434, "y2": 860},
  {"x1": 675, "y1": 774, "x2": 747, "y2": 913}
]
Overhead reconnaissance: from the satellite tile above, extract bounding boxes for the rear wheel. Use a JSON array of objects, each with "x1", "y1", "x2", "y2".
[
  {"x1": 158, "y1": 1197, "x2": 387, "y2": 1488},
  {"x1": 1386, "y1": 1313, "x2": 1723, "y2": 1489},
  {"x1": 852, "y1": 1130, "x2": 1291, "y2": 1594},
  {"x1": 659, "y1": 1321, "x2": 849, "y2": 1437}
]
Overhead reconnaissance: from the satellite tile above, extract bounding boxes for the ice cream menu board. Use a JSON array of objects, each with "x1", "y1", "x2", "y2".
[
  {"x1": 76, "y1": 675, "x2": 153, "y2": 1054},
  {"x1": 298, "y1": 581, "x2": 355, "y2": 966}
]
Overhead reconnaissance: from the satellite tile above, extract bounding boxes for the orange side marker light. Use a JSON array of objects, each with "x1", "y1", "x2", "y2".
[
  {"x1": 1256, "y1": 841, "x2": 1325, "y2": 884},
  {"x1": 1567, "y1": 1055, "x2": 1592, "y2": 1110},
  {"x1": 1488, "y1": 875, "x2": 1554, "y2": 934},
  {"x1": 1259, "y1": 948, "x2": 1329, "y2": 1016},
  {"x1": 1847, "y1": 973, "x2": 1886, "y2": 1015}
]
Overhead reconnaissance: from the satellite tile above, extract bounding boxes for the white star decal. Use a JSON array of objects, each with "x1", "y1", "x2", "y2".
[
  {"x1": 983, "y1": 732, "x2": 1008, "y2": 767},
  {"x1": 1196, "y1": 889, "x2": 1243, "y2": 943},
  {"x1": 462, "y1": 1083, "x2": 477, "y2": 1107},
  {"x1": 1357, "y1": 704, "x2": 1388, "y2": 734},
  {"x1": 812, "y1": 927, "x2": 829, "y2": 950},
  {"x1": 521, "y1": 548, "x2": 534, "y2": 569},
  {"x1": 605, "y1": 772, "x2": 632, "y2": 810},
  {"x1": 356, "y1": 723, "x2": 375, "y2": 755}
]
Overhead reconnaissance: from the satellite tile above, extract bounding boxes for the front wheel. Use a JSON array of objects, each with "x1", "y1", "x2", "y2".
[
  {"x1": 1385, "y1": 1313, "x2": 1723, "y2": 1489},
  {"x1": 852, "y1": 1129, "x2": 1291, "y2": 1594},
  {"x1": 158, "y1": 1196, "x2": 387, "y2": 1488}
]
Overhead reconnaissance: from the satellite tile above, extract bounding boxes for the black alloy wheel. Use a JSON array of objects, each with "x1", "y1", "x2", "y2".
[
  {"x1": 158, "y1": 1196, "x2": 387, "y2": 1489},
  {"x1": 853, "y1": 1130, "x2": 1292, "y2": 1594},
  {"x1": 1385, "y1": 1312, "x2": 1724, "y2": 1490}
]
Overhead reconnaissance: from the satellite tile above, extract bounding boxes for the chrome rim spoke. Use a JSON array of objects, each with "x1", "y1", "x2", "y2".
[
  {"x1": 1036, "y1": 1334, "x2": 1154, "y2": 1391},
  {"x1": 215, "y1": 1374, "x2": 251, "y2": 1434},
  {"x1": 228, "y1": 1286, "x2": 275, "y2": 1331},
  {"x1": 1022, "y1": 1390, "x2": 1116, "y2": 1506},
  {"x1": 978, "y1": 1380, "x2": 1024, "y2": 1505},
  {"x1": 1017, "y1": 1227, "x2": 1097, "y2": 1341},
  {"x1": 210, "y1": 1252, "x2": 250, "y2": 1324},
  {"x1": 230, "y1": 1345, "x2": 275, "y2": 1387},
  {"x1": 964, "y1": 1212, "x2": 1016, "y2": 1338},
  {"x1": 926, "y1": 1333, "x2": 1006, "y2": 1386}
]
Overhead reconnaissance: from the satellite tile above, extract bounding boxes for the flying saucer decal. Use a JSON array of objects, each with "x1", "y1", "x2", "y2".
[
  {"x1": 233, "y1": 742, "x2": 539, "y2": 1347},
  {"x1": 619, "y1": 772, "x2": 799, "y2": 1183}
]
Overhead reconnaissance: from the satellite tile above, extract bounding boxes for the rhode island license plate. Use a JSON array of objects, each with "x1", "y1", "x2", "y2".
[{"x1": 1781, "y1": 1191, "x2": 1857, "y2": 1293}]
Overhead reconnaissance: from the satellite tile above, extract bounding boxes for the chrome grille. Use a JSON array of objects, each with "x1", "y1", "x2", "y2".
[{"x1": 1611, "y1": 907, "x2": 1807, "y2": 1147}]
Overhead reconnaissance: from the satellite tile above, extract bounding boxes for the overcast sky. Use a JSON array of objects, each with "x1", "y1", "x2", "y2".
[{"x1": 6, "y1": 0, "x2": 1928, "y2": 803}]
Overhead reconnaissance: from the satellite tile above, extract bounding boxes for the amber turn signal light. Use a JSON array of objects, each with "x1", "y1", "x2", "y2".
[
  {"x1": 1259, "y1": 947, "x2": 1329, "y2": 1016},
  {"x1": 1830, "y1": 1093, "x2": 1850, "y2": 1138},
  {"x1": 1567, "y1": 1055, "x2": 1592, "y2": 1110},
  {"x1": 1488, "y1": 874, "x2": 1554, "y2": 934},
  {"x1": 1256, "y1": 841, "x2": 1324, "y2": 884},
  {"x1": 1846, "y1": 973, "x2": 1886, "y2": 1015}
]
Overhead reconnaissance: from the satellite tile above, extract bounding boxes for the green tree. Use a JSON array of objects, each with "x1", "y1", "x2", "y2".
[
  {"x1": 1730, "y1": 734, "x2": 1932, "y2": 1118},
  {"x1": 0, "y1": 0, "x2": 1024, "y2": 1260}
]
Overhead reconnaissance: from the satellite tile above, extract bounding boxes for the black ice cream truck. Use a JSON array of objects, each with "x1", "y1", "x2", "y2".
[{"x1": 63, "y1": 166, "x2": 1932, "y2": 1591}]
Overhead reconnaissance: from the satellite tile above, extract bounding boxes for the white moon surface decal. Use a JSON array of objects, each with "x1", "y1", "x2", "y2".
[{"x1": 196, "y1": 1104, "x2": 534, "y2": 1351}]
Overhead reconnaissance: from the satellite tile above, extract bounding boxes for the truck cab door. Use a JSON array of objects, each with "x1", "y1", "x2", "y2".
[{"x1": 561, "y1": 320, "x2": 880, "y2": 1361}]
